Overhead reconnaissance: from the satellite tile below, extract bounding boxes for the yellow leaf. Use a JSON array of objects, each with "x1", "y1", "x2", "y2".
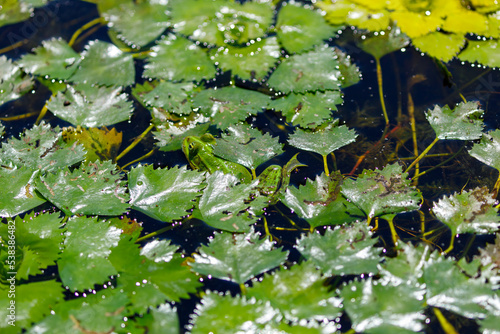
[{"x1": 62, "y1": 126, "x2": 123, "y2": 162}]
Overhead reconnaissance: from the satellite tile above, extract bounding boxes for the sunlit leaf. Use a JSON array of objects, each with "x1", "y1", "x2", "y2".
[
  {"x1": 212, "y1": 123, "x2": 284, "y2": 170},
  {"x1": 70, "y1": 40, "x2": 135, "y2": 86},
  {"x1": 296, "y1": 221, "x2": 381, "y2": 276},
  {"x1": 334, "y1": 47, "x2": 361, "y2": 88},
  {"x1": 431, "y1": 187, "x2": 500, "y2": 235},
  {"x1": 154, "y1": 118, "x2": 211, "y2": 152},
  {"x1": 0, "y1": 211, "x2": 64, "y2": 280},
  {"x1": 474, "y1": 235, "x2": 500, "y2": 288},
  {"x1": 341, "y1": 163, "x2": 421, "y2": 219},
  {"x1": 58, "y1": 216, "x2": 121, "y2": 291},
  {"x1": 192, "y1": 86, "x2": 270, "y2": 129},
  {"x1": 268, "y1": 45, "x2": 342, "y2": 93},
  {"x1": 247, "y1": 261, "x2": 342, "y2": 321},
  {"x1": 0, "y1": 56, "x2": 33, "y2": 106},
  {"x1": 270, "y1": 91, "x2": 343, "y2": 128},
  {"x1": 340, "y1": 278, "x2": 426, "y2": 334},
  {"x1": 169, "y1": 0, "x2": 225, "y2": 38},
  {"x1": 142, "y1": 81, "x2": 196, "y2": 116},
  {"x1": 101, "y1": 1, "x2": 170, "y2": 47},
  {"x1": 61, "y1": 126, "x2": 122, "y2": 162},
  {"x1": 0, "y1": 166, "x2": 46, "y2": 218},
  {"x1": 0, "y1": 122, "x2": 85, "y2": 172},
  {"x1": 459, "y1": 39, "x2": 500, "y2": 68},
  {"x1": 144, "y1": 34, "x2": 216, "y2": 82},
  {"x1": 425, "y1": 101, "x2": 484, "y2": 140},
  {"x1": 191, "y1": 227, "x2": 288, "y2": 284},
  {"x1": 412, "y1": 32, "x2": 465, "y2": 62},
  {"x1": 276, "y1": 2, "x2": 337, "y2": 54},
  {"x1": 282, "y1": 172, "x2": 363, "y2": 228},
  {"x1": 288, "y1": 121, "x2": 357, "y2": 157},
  {"x1": 0, "y1": 280, "x2": 63, "y2": 332},
  {"x1": 0, "y1": 0, "x2": 47, "y2": 27},
  {"x1": 36, "y1": 160, "x2": 129, "y2": 216},
  {"x1": 109, "y1": 237, "x2": 202, "y2": 313},
  {"x1": 47, "y1": 83, "x2": 133, "y2": 127},
  {"x1": 358, "y1": 27, "x2": 410, "y2": 60},
  {"x1": 128, "y1": 165, "x2": 206, "y2": 222},
  {"x1": 209, "y1": 37, "x2": 280, "y2": 81},
  {"x1": 18, "y1": 38, "x2": 80, "y2": 79},
  {"x1": 140, "y1": 239, "x2": 180, "y2": 263},
  {"x1": 469, "y1": 129, "x2": 500, "y2": 172},
  {"x1": 132, "y1": 304, "x2": 180, "y2": 334}
]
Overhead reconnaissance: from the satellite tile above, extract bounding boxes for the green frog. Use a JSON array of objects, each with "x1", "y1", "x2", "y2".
[{"x1": 182, "y1": 134, "x2": 253, "y2": 183}]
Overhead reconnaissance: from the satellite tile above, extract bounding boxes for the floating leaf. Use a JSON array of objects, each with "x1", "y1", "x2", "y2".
[
  {"x1": 144, "y1": 35, "x2": 216, "y2": 82},
  {"x1": 469, "y1": 129, "x2": 500, "y2": 172},
  {"x1": 154, "y1": 118, "x2": 210, "y2": 152},
  {"x1": 47, "y1": 84, "x2": 133, "y2": 127},
  {"x1": 169, "y1": 0, "x2": 225, "y2": 38},
  {"x1": 212, "y1": 123, "x2": 284, "y2": 170},
  {"x1": 17, "y1": 38, "x2": 80, "y2": 79},
  {"x1": 0, "y1": 211, "x2": 64, "y2": 280},
  {"x1": 140, "y1": 239, "x2": 180, "y2": 263},
  {"x1": 358, "y1": 26, "x2": 410, "y2": 60},
  {"x1": 431, "y1": 187, "x2": 500, "y2": 235},
  {"x1": 247, "y1": 261, "x2": 342, "y2": 321},
  {"x1": 109, "y1": 237, "x2": 201, "y2": 313},
  {"x1": 334, "y1": 47, "x2": 361, "y2": 88},
  {"x1": 270, "y1": 91, "x2": 343, "y2": 128},
  {"x1": 128, "y1": 165, "x2": 206, "y2": 222},
  {"x1": 282, "y1": 172, "x2": 363, "y2": 229},
  {"x1": 192, "y1": 86, "x2": 269, "y2": 129},
  {"x1": 58, "y1": 216, "x2": 121, "y2": 291},
  {"x1": 276, "y1": 2, "x2": 337, "y2": 54},
  {"x1": 341, "y1": 163, "x2": 421, "y2": 219},
  {"x1": 0, "y1": 166, "x2": 46, "y2": 218},
  {"x1": 132, "y1": 304, "x2": 180, "y2": 334},
  {"x1": 474, "y1": 235, "x2": 500, "y2": 288},
  {"x1": 61, "y1": 126, "x2": 122, "y2": 162},
  {"x1": 0, "y1": 0, "x2": 47, "y2": 27},
  {"x1": 142, "y1": 81, "x2": 196, "y2": 116},
  {"x1": 460, "y1": 39, "x2": 500, "y2": 68},
  {"x1": 340, "y1": 278, "x2": 426, "y2": 334},
  {"x1": 0, "y1": 55, "x2": 33, "y2": 105},
  {"x1": 288, "y1": 121, "x2": 357, "y2": 157},
  {"x1": 412, "y1": 32, "x2": 465, "y2": 62},
  {"x1": 209, "y1": 37, "x2": 280, "y2": 81},
  {"x1": 296, "y1": 221, "x2": 381, "y2": 276},
  {"x1": 0, "y1": 280, "x2": 63, "y2": 332},
  {"x1": 425, "y1": 100, "x2": 484, "y2": 141},
  {"x1": 191, "y1": 228, "x2": 288, "y2": 284},
  {"x1": 101, "y1": 1, "x2": 170, "y2": 47},
  {"x1": 70, "y1": 40, "x2": 135, "y2": 86},
  {"x1": 0, "y1": 122, "x2": 85, "y2": 172},
  {"x1": 268, "y1": 45, "x2": 342, "y2": 93},
  {"x1": 36, "y1": 160, "x2": 129, "y2": 216}
]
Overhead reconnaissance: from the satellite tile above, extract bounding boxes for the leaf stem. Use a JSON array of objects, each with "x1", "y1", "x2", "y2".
[
  {"x1": 444, "y1": 234, "x2": 455, "y2": 254},
  {"x1": 408, "y1": 92, "x2": 419, "y2": 185},
  {"x1": 119, "y1": 148, "x2": 157, "y2": 170},
  {"x1": 383, "y1": 214, "x2": 399, "y2": 246},
  {"x1": 115, "y1": 123, "x2": 155, "y2": 162},
  {"x1": 251, "y1": 168, "x2": 257, "y2": 180},
  {"x1": 136, "y1": 225, "x2": 175, "y2": 243},
  {"x1": 68, "y1": 17, "x2": 104, "y2": 47},
  {"x1": 323, "y1": 154, "x2": 330, "y2": 176},
  {"x1": 412, "y1": 146, "x2": 464, "y2": 180},
  {"x1": 0, "y1": 39, "x2": 29, "y2": 55},
  {"x1": 375, "y1": 57, "x2": 389, "y2": 125},
  {"x1": 404, "y1": 137, "x2": 439, "y2": 174},
  {"x1": 0, "y1": 111, "x2": 39, "y2": 121},
  {"x1": 35, "y1": 101, "x2": 50, "y2": 125},
  {"x1": 433, "y1": 308, "x2": 458, "y2": 334},
  {"x1": 492, "y1": 172, "x2": 500, "y2": 198},
  {"x1": 239, "y1": 283, "x2": 247, "y2": 295}
]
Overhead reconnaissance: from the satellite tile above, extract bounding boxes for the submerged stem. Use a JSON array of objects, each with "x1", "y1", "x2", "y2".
[
  {"x1": 323, "y1": 154, "x2": 330, "y2": 176},
  {"x1": 444, "y1": 234, "x2": 456, "y2": 254},
  {"x1": 115, "y1": 123, "x2": 155, "y2": 162},
  {"x1": 492, "y1": 173, "x2": 500, "y2": 198},
  {"x1": 405, "y1": 137, "x2": 439, "y2": 174},
  {"x1": 68, "y1": 17, "x2": 104, "y2": 47},
  {"x1": 433, "y1": 308, "x2": 458, "y2": 334},
  {"x1": 375, "y1": 57, "x2": 389, "y2": 125},
  {"x1": 135, "y1": 225, "x2": 175, "y2": 243}
]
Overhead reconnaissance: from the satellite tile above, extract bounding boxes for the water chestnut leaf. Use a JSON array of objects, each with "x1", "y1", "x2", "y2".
[
  {"x1": 0, "y1": 280, "x2": 63, "y2": 332},
  {"x1": 469, "y1": 129, "x2": 500, "y2": 172},
  {"x1": 268, "y1": 45, "x2": 342, "y2": 93},
  {"x1": 70, "y1": 40, "x2": 135, "y2": 86},
  {"x1": 425, "y1": 101, "x2": 484, "y2": 140},
  {"x1": 270, "y1": 91, "x2": 343, "y2": 128},
  {"x1": 213, "y1": 123, "x2": 284, "y2": 170},
  {"x1": 340, "y1": 278, "x2": 426, "y2": 334},
  {"x1": 132, "y1": 303, "x2": 180, "y2": 334},
  {"x1": 474, "y1": 236, "x2": 500, "y2": 288},
  {"x1": 0, "y1": 56, "x2": 33, "y2": 106},
  {"x1": 334, "y1": 47, "x2": 361, "y2": 88},
  {"x1": 140, "y1": 239, "x2": 180, "y2": 263},
  {"x1": 246, "y1": 261, "x2": 342, "y2": 322},
  {"x1": 0, "y1": 0, "x2": 47, "y2": 27},
  {"x1": 459, "y1": 39, "x2": 500, "y2": 68},
  {"x1": 61, "y1": 126, "x2": 122, "y2": 162},
  {"x1": 358, "y1": 26, "x2": 409, "y2": 60},
  {"x1": 154, "y1": 118, "x2": 211, "y2": 152},
  {"x1": 47, "y1": 83, "x2": 133, "y2": 127},
  {"x1": 412, "y1": 32, "x2": 465, "y2": 62},
  {"x1": 128, "y1": 165, "x2": 206, "y2": 222},
  {"x1": 144, "y1": 35, "x2": 216, "y2": 82},
  {"x1": 191, "y1": 227, "x2": 289, "y2": 284},
  {"x1": 109, "y1": 237, "x2": 201, "y2": 312},
  {"x1": 341, "y1": 163, "x2": 421, "y2": 219},
  {"x1": 36, "y1": 160, "x2": 129, "y2": 216},
  {"x1": 169, "y1": 0, "x2": 226, "y2": 38},
  {"x1": 296, "y1": 221, "x2": 381, "y2": 276},
  {"x1": 276, "y1": 2, "x2": 337, "y2": 54},
  {"x1": 0, "y1": 166, "x2": 46, "y2": 218},
  {"x1": 142, "y1": 81, "x2": 196, "y2": 116},
  {"x1": 288, "y1": 121, "x2": 357, "y2": 157},
  {"x1": 0, "y1": 122, "x2": 86, "y2": 173},
  {"x1": 58, "y1": 216, "x2": 121, "y2": 291},
  {"x1": 282, "y1": 172, "x2": 362, "y2": 229},
  {"x1": 101, "y1": 0, "x2": 170, "y2": 48},
  {"x1": 0, "y1": 211, "x2": 64, "y2": 280},
  {"x1": 209, "y1": 36, "x2": 280, "y2": 81},
  {"x1": 18, "y1": 38, "x2": 80, "y2": 79},
  {"x1": 431, "y1": 187, "x2": 500, "y2": 236},
  {"x1": 192, "y1": 86, "x2": 270, "y2": 129}
]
